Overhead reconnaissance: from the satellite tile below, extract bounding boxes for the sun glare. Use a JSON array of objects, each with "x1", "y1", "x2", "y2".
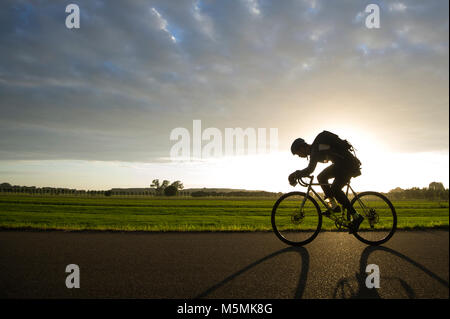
[{"x1": 195, "y1": 127, "x2": 448, "y2": 193}]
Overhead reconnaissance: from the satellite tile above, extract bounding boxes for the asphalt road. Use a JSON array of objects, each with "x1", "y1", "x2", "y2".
[{"x1": 0, "y1": 230, "x2": 448, "y2": 299}]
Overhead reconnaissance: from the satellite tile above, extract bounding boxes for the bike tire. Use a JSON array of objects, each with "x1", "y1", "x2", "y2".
[
  {"x1": 271, "y1": 191, "x2": 322, "y2": 246},
  {"x1": 350, "y1": 191, "x2": 397, "y2": 246}
]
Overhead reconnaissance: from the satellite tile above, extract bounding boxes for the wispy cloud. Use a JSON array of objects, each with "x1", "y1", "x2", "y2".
[{"x1": 151, "y1": 7, "x2": 177, "y2": 42}]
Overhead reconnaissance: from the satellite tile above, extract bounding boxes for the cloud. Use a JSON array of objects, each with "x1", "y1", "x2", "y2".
[
  {"x1": 151, "y1": 7, "x2": 177, "y2": 42},
  {"x1": 389, "y1": 2, "x2": 407, "y2": 12},
  {"x1": 0, "y1": 0, "x2": 448, "y2": 163}
]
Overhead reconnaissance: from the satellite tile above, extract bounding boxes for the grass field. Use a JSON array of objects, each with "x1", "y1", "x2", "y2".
[{"x1": 0, "y1": 194, "x2": 448, "y2": 231}]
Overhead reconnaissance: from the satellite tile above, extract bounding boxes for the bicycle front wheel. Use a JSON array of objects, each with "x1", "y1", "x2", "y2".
[
  {"x1": 271, "y1": 192, "x2": 322, "y2": 246},
  {"x1": 350, "y1": 192, "x2": 397, "y2": 245}
]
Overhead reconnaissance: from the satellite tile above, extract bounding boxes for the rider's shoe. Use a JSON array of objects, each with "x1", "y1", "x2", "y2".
[
  {"x1": 325, "y1": 198, "x2": 340, "y2": 212},
  {"x1": 348, "y1": 214, "x2": 364, "y2": 234}
]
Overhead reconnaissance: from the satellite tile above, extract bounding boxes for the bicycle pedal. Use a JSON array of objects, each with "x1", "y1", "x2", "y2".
[{"x1": 332, "y1": 206, "x2": 341, "y2": 213}]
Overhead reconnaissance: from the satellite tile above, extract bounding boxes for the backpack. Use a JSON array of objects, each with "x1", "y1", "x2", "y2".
[
  {"x1": 320, "y1": 130, "x2": 354, "y2": 153},
  {"x1": 321, "y1": 131, "x2": 361, "y2": 175}
]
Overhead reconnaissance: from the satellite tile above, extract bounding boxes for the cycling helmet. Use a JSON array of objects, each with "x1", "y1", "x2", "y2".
[{"x1": 291, "y1": 138, "x2": 306, "y2": 154}]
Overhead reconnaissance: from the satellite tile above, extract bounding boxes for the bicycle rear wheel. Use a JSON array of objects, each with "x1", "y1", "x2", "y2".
[
  {"x1": 271, "y1": 192, "x2": 322, "y2": 246},
  {"x1": 350, "y1": 191, "x2": 397, "y2": 245}
]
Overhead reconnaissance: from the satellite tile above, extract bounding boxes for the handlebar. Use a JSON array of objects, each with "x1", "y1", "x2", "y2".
[{"x1": 296, "y1": 175, "x2": 313, "y2": 187}]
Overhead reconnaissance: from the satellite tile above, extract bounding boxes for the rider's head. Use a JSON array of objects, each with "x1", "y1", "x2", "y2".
[{"x1": 291, "y1": 138, "x2": 309, "y2": 158}]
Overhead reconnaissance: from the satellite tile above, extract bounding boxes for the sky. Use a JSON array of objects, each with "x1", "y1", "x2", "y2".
[{"x1": 0, "y1": 0, "x2": 448, "y2": 192}]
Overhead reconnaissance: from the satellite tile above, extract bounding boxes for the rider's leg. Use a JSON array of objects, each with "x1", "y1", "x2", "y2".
[
  {"x1": 330, "y1": 166, "x2": 364, "y2": 232},
  {"x1": 331, "y1": 176, "x2": 364, "y2": 233},
  {"x1": 317, "y1": 165, "x2": 335, "y2": 199},
  {"x1": 329, "y1": 171, "x2": 358, "y2": 216},
  {"x1": 318, "y1": 166, "x2": 341, "y2": 212}
]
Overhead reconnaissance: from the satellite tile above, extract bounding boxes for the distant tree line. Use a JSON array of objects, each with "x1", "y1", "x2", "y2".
[
  {"x1": 0, "y1": 180, "x2": 185, "y2": 197},
  {"x1": 387, "y1": 182, "x2": 449, "y2": 201},
  {"x1": 0, "y1": 183, "x2": 92, "y2": 195},
  {"x1": 1, "y1": 181, "x2": 448, "y2": 200},
  {"x1": 191, "y1": 190, "x2": 282, "y2": 197},
  {"x1": 0, "y1": 182, "x2": 157, "y2": 196}
]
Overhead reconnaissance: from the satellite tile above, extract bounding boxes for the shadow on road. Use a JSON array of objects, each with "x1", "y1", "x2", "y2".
[
  {"x1": 333, "y1": 246, "x2": 449, "y2": 299},
  {"x1": 195, "y1": 246, "x2": 309, "y2": 299}
]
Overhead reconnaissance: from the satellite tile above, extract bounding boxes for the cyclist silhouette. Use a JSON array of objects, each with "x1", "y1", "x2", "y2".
[{"x1": 289, "y1": 130, "x2": 364, "y2": 233}]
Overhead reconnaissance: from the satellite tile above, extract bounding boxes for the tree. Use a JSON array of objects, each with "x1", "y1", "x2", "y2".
[
  {"x1": 164, "y1": 185, "x2": 178, "y2": 196},
  {"x1": 170, "y1": 180, "x2": 184, "y2": 190},
  {"x1": 151, "y1": 179, "x2": 170, "y2": 196},
  {"x1": 429, "y1": 182, "x2": 445, "y2": 191}
]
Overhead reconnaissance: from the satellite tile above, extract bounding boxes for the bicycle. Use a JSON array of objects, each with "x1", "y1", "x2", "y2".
[{"x1": 271, "y1": 175, "x2": 397, "y2": 246}]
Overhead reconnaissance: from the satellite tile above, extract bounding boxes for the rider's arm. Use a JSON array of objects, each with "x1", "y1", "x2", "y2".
[{"x1": 298, "y1": 151, "x2": 319, "y2": 177}]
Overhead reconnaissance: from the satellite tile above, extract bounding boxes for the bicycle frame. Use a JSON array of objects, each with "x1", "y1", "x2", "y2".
[
  {"x1": 298, "y1": 175, "x2": 352, "y2": 205},
  {"x1": 297, "y1": 175, "x2": 371, "y2": 220}
]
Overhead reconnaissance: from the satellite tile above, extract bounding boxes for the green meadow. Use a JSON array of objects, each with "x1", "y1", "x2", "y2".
[{"x1": 0, "y1": 194, "x2": 448, "y2": 232}]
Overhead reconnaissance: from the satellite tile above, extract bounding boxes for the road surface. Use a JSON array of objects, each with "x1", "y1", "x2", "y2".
[{"x1": 0, "y1": 230, "x2": 448, "y2": 298}]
